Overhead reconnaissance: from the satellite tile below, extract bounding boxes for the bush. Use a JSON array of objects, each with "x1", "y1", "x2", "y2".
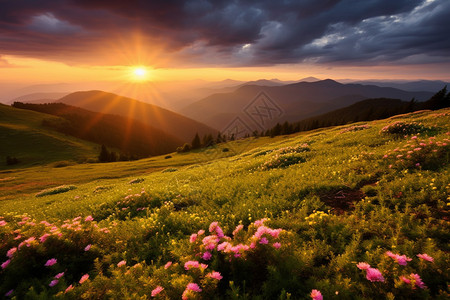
[
  {"x1": 380, "y1": 121, "x2": 436, "y2": 136},
  {"x1": 35, "y1": 185, "x2": 77, "y2": 197}
]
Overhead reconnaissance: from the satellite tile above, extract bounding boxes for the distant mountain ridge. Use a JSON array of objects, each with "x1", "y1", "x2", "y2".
[
  {"x1": 57, "y1": 90, "x2": 217, "y2": 142},
  {"x1": 181, "y1": 79, "x2": 434, "y2": 131}
]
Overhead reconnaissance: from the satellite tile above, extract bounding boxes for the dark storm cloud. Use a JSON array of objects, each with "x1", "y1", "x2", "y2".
[{"x1": 0, "y1": 0, "x2": 448, "y2": 66}]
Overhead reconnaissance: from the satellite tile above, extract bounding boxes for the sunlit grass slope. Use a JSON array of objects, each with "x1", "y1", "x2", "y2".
[
  {"x1": 0, "y1": 104, "x2": 99, "y2": 170},
  {"x1": 0, "y1": 108, "x2": 449, "y2": 299}
]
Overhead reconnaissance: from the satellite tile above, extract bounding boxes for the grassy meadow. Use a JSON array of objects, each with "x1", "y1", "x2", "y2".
[{"x1": 0, "y1": 108, "x2": 449, "y2": 299}]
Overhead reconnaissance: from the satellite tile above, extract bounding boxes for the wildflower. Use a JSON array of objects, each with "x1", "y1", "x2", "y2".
[
  {"x1": 197, "y1": 229, "x2": 205, "y2": 236},
  {"x1": 385, "y1": 251, "x2": 412, "y2": 266},
  {"x1": 65, "y1": 285, "x2": 73, "y2": 293},
  {"x1": 117, "y1": 260, "x2": 126, "y2": 267},
  {"x1": 401, "y1": 273, "x2": 427, "y2": 289},
  {"x1": 202, "y1": 251, "x2": 212, "y2": 260},
  {"x1": 217, "y1": 242, "x2": 231, "y2": 252},
  {"x1": 202, "y1": 235, "x2": 219, "y2": 250},
  {"x1": 184, "y1": 260, "x2": 206, "y2": 270},
  {"x1": 164, "y1": 261, "x2": 172, "y2": 269},
  {"x1": 259, "y1": 237, "x2": 269, "y2": 244},
  {"x1": 254, "y1": 218, "x2": 267, "y2": 227},
  {"x1": 0, "y1": 220, "x2": 7, "y2": 226},
  {"x1": 6, "y1": 247, "x2": 17, "y2": 258},
  {"x1": 209, "y1": 222, "x2": 219, "y2": 233},
  {"x1": 1, "y1": 259, "x2": 11, "y2": 269},
  {"x1": 356, "y1": 262, "x2": 370, "y2": 270},
  {"x1": 55, "y1": 272, "x2": 65, "y2": 279},
  {"x1": 39, "y1": 233, "x2": 50, "y2": 243},
  {"x1": 186, "y1": 283, "x2": 202, "y2": 292},
  {"x1": 189, "y1": 233, "x2": 197, "y2": 243},
  {"x1": 311, "y1": 289, "x2": 323, "y2": 300},
  {"x1": 273, "y1": 242, "x2": 281, "y2": 249},
  {"x1": 85, "y1": 215, "x2": 94, "y2": 222},
  {"x1": 233, "y1": 224, "x2": 244, "y2": 236},
  {"x1": 417, "y1": 253, "x2": 434, "y2": 262},
  {"x1": 5, "y1": 290, "x2": 13, "y2": 297},
  {"x1": 207, "y1": 271, "x2": 223, "y2": 280},
  {"x1": 49, "y1": 279, "x2": 59, "y2": 287},
  {"x1": 151, "y1": 286, "x2": 164, "y2": 297},
  {"x1": 400, "y1": 276, "x2": 410, "y2": 284},
  {"x1": 79, "y1": 274, "x2": 89, "y2": 284},
  {"x1": 366, "y1": 268, "x2": 385, "y2": 282},
  {"x1": 84, "y1": 244, "x2": 91, "y2": 251},
  {"x1": 45, "y1": 258, "x2": 57, "y2": 267}
]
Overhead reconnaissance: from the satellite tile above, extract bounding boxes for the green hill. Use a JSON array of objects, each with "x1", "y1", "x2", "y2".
[
  {"x1": 12, "y1": 102, "x2": 183, "y2": 158},
  {"x1": 0, "y1": 104, "x2": 100, "y2": 169},
  {"x1": 0, "y1": 108, "x2": 448, "y2": 299}
]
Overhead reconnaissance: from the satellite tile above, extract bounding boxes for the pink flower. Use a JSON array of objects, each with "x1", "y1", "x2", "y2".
[
  {"x1": 1, "y1": 259, "x2": 11, "y2": 269},
  {"x1": 117, "y1": 260, "x2": 126, "y2": 267},
  {"x1": 151, "y1": 286, "x2": 164, "y2": 297},
  {"x1": 366, "y1": 268, "x2": 385, "y2": 282},
  {"x1": 186, "y1": 283, "x2": 202, "y2": 292},
  {"x1": 207, "y1": 271, "x2": 223, "y2": 280},
  {"x1": 417, "y1": 253, "x2": 434, "y2": 262},
  {"x1": 197, "y1": 229, "x2": 205, "y2": 236},
  {"x1": 49, "y1": 279, "x2": 59, "y2": 287},
  {"x1": 55, "y1": 272, "x2": 65, "y2": 279},
  {"x1": 385, "y1": 251, "x2": 411, "y2": 266},
  {"x1": 310, "y1": 289, "x2": 323, "y2": 300},
  {"x1": 79, "y1": 274, "x2": 89, "y2": 284},
  {"x1": 202, "y1": 251, "x2": 212, "y2": 260},
  {"x1": 356, "y1": 262, "x2": 370, "y2": 270},
  {"x1": 84, "y1": 244, "x2": 91, "y2": 251},
  {"x1": 254, "y1": 218, "x2": 267, "y2": 227},
  {"x1": 0, "y1": 220, "x2": 7, "y2": 226},
  {"x1": 85, "y1": 215, "x2": 94, "y2": 222},
  {"x1": 39, "y1": 233, "x2": 50, "y2": 243},
  {"x1": 6, "y1": 247, "x2": 17, "y2": 258},
  {"x1": 5, "y1": 290, "x2": 13, "y2": 297},
  {"x1": 184, "y1": 260, "x2": 204, "y2": 270},
  {"x1": 410, "y1": 273, "x2": 427, "y2": 289},
  {"x1": 259, "y1": 237, "x2": 269, "y2": 244},
  {"x1": 45, "y1": 258, "x2": 57, "y2": 267},
  {"x1": 189, "y1": 233, "x2": 198, "y2": 243},
  {"x1": 202, "y1": 235, "x2": 219, "y2": 250},
  {"x1": 164, "y1": 261, "x2": 172, "y2": 269},
  {"x1": 209, "y1": 222, "x2": 219, "y2": 233},
  {"x1": 400, "y1": 275, "x2": 410, "y2": 284},
  {"x1": 65, "y1": 285, "x2": 73, "y2": 293},
  {"x1": 232, "y1": 224, "x2": 244, "y2": 236},
  {"x1": 273, "y1": 242, "x2": 281, "y2": 249}
]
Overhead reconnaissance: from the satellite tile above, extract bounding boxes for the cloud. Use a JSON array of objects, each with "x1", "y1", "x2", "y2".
[
  {"x1": 0, "y1": 0, "x2": 448, "y2": 67},
  {"x1": 0, "y1": 56, "x2": 15, "y2": 68}
]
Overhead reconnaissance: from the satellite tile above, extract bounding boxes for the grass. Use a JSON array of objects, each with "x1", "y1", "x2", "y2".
[
  {"x1": 0, "y1": 108, "x2": 449, "y2": 299},
  {"x1": 0, "y1": 104, "x2": 99, "y2": 169}
]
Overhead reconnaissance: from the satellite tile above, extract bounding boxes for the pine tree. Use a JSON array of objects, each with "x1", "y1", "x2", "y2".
[{"x1": 191, "y1": 133, "x2": 201, "y2": 149}]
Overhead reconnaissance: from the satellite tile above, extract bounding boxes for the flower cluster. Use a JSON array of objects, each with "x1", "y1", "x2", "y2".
[
  {"x1": 260, "y1": 153, "x2": 306, "y2": 170},
  {"x1": 382, "y1": 135, "x2": 449, "y2": 170},
  {"x1": 304, "y1": 211, "x2": 329, "y2": 225},
  {"x1": 276, "y1": 143, "x2": 310, "y2": 154},
  {"x1": 340, "y1": 124, "x2": 371, "y2": 134},
  {"x1": 380, "y1": 121, "x2": 435, "y2": 136}
]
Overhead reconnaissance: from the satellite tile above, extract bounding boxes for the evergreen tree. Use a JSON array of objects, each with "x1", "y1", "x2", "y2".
[
  {"x1": 191, "y1": 133, "x2": 201, "y2": 149},
  {"x1": 98, "y1": 145, "x2": 110, "y2": 162}
]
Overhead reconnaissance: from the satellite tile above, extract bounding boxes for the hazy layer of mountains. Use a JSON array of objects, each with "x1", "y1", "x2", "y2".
[{"x1": 181, "y1": 79, "x2": 435, "y2": 131}]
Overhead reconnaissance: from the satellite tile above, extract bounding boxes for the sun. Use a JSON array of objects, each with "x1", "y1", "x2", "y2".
[{"x1": 130, "y1": 66, "x2": 150, "y2": 81}]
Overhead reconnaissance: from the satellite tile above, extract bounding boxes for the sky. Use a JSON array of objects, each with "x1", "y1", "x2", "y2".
[{"x1": 0, "y1": 0, "x2": 449, "y2": 85}]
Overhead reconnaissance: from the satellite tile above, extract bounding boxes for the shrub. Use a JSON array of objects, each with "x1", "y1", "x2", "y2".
[
  {"x1": 261, "y1": 153, "x2": 306, "y2": 170},
  {"x1": 380, "y1": 121, "x2": 436, "y2": 136},
  {"x1": 35, "y1": 185, "x2": 77, "y2": 197}
]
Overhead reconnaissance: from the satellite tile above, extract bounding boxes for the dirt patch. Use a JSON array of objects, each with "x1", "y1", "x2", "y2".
[{"x1": 319, "y1": 187, "x2": 365, "y2": 215}]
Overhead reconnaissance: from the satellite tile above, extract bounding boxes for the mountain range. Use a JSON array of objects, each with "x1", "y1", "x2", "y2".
[{"x1": 181, "y1": 79, "x2": 435, "y2": 131}]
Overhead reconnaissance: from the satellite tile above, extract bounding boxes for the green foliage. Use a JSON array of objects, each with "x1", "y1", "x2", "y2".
[
  {"x1": 1, "y1": 108, "x2": 449, "y2": 299},
  {"x1": 35, "y1": 185, "x2": 77, "y2": 197}
]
